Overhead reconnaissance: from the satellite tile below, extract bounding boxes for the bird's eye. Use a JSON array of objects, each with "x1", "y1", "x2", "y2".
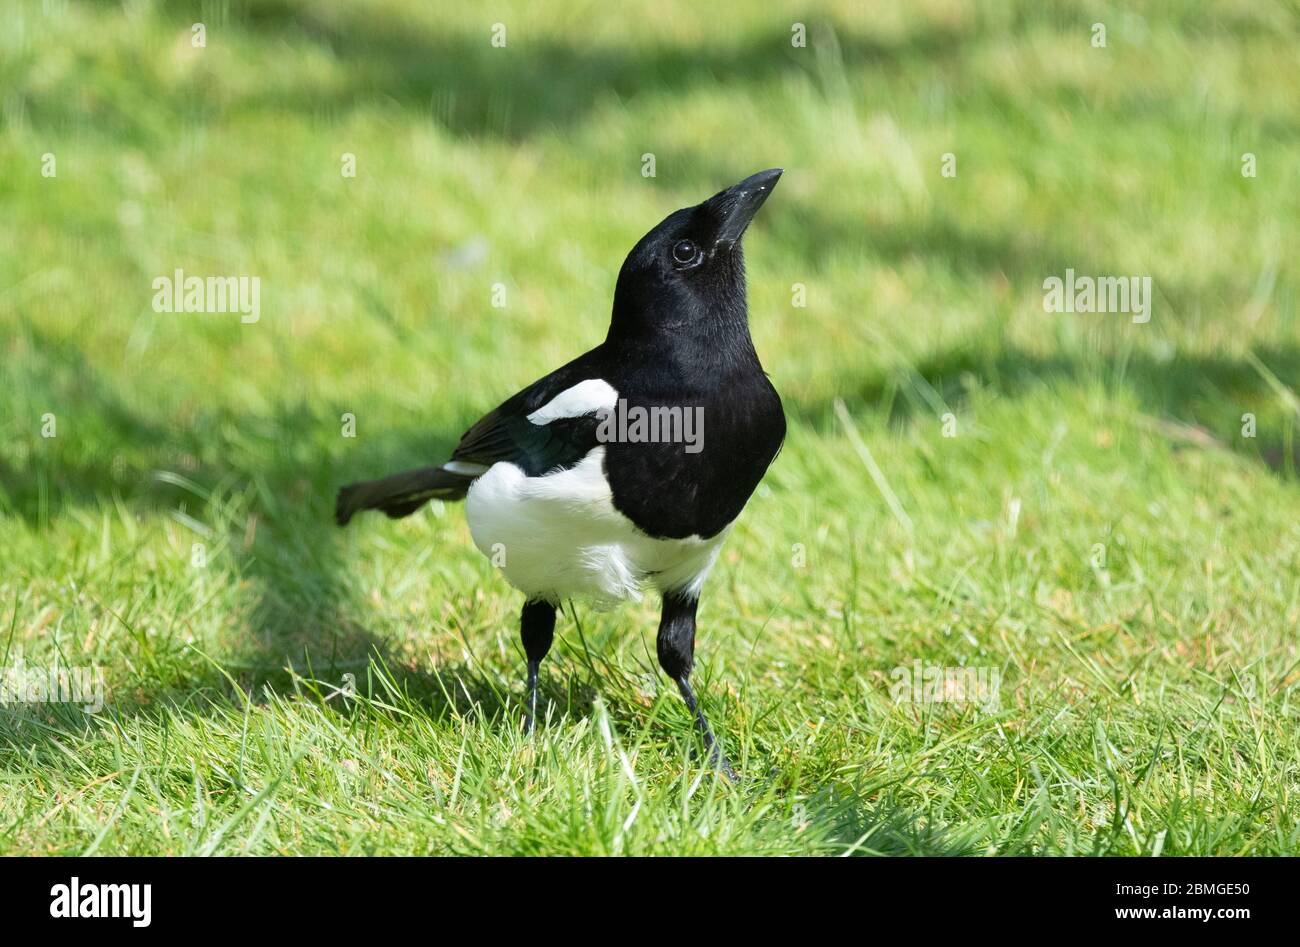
[{"x1": 671, "y1": 240, "x2": 699, "y2": 266}]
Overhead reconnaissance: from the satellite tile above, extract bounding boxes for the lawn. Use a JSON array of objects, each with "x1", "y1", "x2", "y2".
[{"x1": 1, "y1": 0, "x2": 1298, "y2": 855}]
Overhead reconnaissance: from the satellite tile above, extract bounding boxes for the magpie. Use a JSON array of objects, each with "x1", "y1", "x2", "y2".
[{"x1": 336, "y1": 169, "x2": 786, "y2": 777}]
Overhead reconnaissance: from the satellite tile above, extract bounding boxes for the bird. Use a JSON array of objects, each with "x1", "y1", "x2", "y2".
[{"x1": 336, "y1": 169, "x2": 787, "y2": 778}]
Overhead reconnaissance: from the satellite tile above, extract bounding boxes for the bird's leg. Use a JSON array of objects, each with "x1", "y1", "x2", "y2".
[
  {"x1": 520, "y1": 599, "x2": 556, "y2": 733},
  {"x1": 657, "y1": 592, "x2": 737, "y2": 780}
]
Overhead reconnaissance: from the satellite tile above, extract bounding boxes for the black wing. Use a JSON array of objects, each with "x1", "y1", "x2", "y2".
[
  {"x1": 335, "y1": 350, "x2": 611, "y2": 525},
  {"x1": 450, "y1": 350, "x2": 609, "y2": 477}
]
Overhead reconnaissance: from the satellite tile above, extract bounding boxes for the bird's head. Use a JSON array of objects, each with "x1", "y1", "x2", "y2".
[{"x1": 609, "y1": 169, "x2": 782, "y2": 337}]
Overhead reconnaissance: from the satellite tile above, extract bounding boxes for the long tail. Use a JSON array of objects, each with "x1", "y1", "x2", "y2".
[{"x1": 335, "y1": 463, "x2": 485, "y2": 526}]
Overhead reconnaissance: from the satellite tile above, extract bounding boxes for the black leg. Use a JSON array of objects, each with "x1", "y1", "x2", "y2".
[
  {"x1": 520, "y1": 599, "x2": 556, "y2": 733},
  {"x1": 657, "y1": 592, "x2": 737, "y2": 780}
]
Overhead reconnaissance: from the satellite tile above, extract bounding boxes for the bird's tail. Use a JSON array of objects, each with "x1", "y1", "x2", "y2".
[{"x1": 335, "y1": 464, "x2": 484, "y2": 526}]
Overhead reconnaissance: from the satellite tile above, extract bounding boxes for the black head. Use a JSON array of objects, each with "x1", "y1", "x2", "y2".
[{"x1": 608, "y1": 169, "x2": 782, "y2": 337}]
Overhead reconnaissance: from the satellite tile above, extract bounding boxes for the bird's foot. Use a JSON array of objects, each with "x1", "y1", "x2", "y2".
[{"x1": 708, "y1": 747, "x2": 740, "y2": 782}]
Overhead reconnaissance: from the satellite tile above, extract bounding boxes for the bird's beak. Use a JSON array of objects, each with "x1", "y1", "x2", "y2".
[{"x1": 707, "y1": 168, "x2": 783, "y2": 251}]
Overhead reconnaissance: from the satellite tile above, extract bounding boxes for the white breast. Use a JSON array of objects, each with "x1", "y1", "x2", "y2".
[{"x1": 464, "y1": 447, "x2": 727, "y2": 606}]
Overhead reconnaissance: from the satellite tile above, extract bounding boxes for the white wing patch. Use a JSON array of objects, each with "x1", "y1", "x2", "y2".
[{"x1": 526, "y1": 379, "x2": 618, "y2": 426}]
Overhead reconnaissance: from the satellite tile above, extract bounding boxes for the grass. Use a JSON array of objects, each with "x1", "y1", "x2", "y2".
[{"x1": 1, "y1": 0, "x2": 1298, "y2": 855}]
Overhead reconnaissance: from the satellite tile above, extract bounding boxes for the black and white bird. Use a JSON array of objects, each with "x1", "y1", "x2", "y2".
[{"x1": 336, "y1": 169, "x2": 786, "y2": 777}]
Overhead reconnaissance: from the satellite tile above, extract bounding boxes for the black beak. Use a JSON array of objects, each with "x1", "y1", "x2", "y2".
[{"x1": 707, "y1": 168, "x2": 783, "y2": 251}]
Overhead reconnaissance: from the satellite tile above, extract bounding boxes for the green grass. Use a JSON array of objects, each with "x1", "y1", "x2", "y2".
[{"x1": 2, "y1": 0, "x2": 1299, "y2": 855}]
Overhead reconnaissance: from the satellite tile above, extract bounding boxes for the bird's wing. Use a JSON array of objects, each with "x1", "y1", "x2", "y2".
[{"x1": 451, "y1": 365, "x2": 617, "y2": 478}]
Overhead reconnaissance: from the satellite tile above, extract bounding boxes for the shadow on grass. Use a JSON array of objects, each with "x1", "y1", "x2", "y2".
[
  {"x1": 775, "y1": 781, "x2": 988, "y2": 855},
  {"x1": 830, "y1": 800, "x2": 986, "y2": 856},
  {"x1": 55, "y1": 0, "x2": 1291, "y2": 154},
  {"x1": 105, "y1": 2, "x2": 984, "y2": 143},
  {"x1": 0, "y1": 319, "x2": 534, "y2": 755},
  {"x1": 794, "y1": 340, "x2": 1300, "y2": 476}
]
